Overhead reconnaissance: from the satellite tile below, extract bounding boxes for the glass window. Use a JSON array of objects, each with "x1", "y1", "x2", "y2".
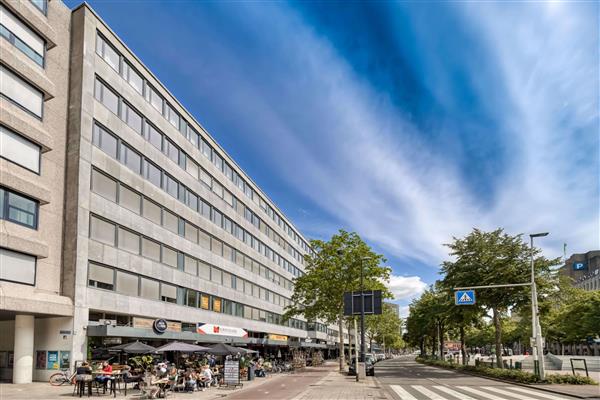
[
  {"x1": 87, "y1": 262, "x2": 113, "y2": 290},
  {"x1": 119, "y1": 143, "x2": 142, "y2": 174},
  {"x1": 29, "y1": 0, "x2": 47, "y2": 14},
  {"x1": 140, "y1": 277, "x2": 159, "y2": 300},
  {"x1": 201, "y1": 138, "x2": 211, "y2": 159},
  {"x1": 184, "y1": 255, "x2": 197, "y2": 275},
  {"x1": 0, "y1": 247, "x2": 36, "y2": 285},
  {"x1": 186, "y1": 190, "x2": 198, "y2": 211},
  {"x1": 122, "y1": 62, "x2": 143, "y2": 94},
  {"x1": 184, "y1": 222, "x2": 198, "y2": 243},
  {"x1": 0, "y1": 125, "x2": 41, "y2": 173},
  {"x1": 210, "y1": 267, "x2": 222, "y2": 284},
  {"x1": 91, "y1": 169, "x2": 117, "y2": 202},
  {"x1": 122, "y1": 103, "x2": 142, "y2": 134},
  {"x1": 96, "y1": 35, "x2": 120, "y2": 72},
  {"x1": 223, "y1": 272, "x2": 232, "y2": 288},
  {"x1": 142, "y1": 198, "x2": 161, "y2": 225},
  {"x1": 198, "y1": 262, "x2": 210, "y2": 280},
  {"x1": 145, "y1": 124, "x2": 162, "y2": 150},
  {"x1": 212, "y1": 181, "x2": 223, "y2": 198},
  {"x1": 223, "y1": 191, "x2": 233, "y2": 207},
  {"x1": 145, "y1": 161, "x2": 162, "y2": 188},
  {"x1": 200, "y1": 294, "x2": 210, "y2": 310},
  {"x1": 162, "y1": 210, "x2": 178, "y2": 234},
  {"x1": 212, "y1": 209, "x2": 222, "y2": 228},
  {"x1": 236, "y1": 278, "x2": 244, "y2": 292},
  {"x1": 244, "y1": 280, "x2": 252, "y2": 296},
  {"x1": 164, "y1": 174, "x2": 178, "y2": 198},
  {"x1": 94, "y1": 79, "x2": 119, "y2": 115},
  {"x1": 118, "y1": 227, "x2": 140, "y2": 254},
  {"x1": 92, "y1": 124, "x2": 118, "y2": 158},
  {"x1": 165, "y1": 139, "x2": 179, "y2": 164},
  {"x1": 200, "y1": 169, "x2": 212, "y2": 188},
  {"x1": 116, "y1": 270, "x2": 138, "y2": 296},
  {"x1": 165, "y1": 103, "x2": 180, "y2": 129},
  {"x1": 161, "y1": 283, "x2": 177, "y2": 303},
  {"x1": 235, "y1": 303, "x2": 244, "y2": 318},
  {"x1": 146, "y1": 85, "x2": 162, "y2": 112},
  {"x1": 223, "y1": 244, "x2": 232, "y2": 262},
  {"x1": 188, "y1": 126, "x2": 199, "y2": 147},
  {"x1": 0, "y1": 65, "x2": 43, "y2": 118},
  {"x1": 223, "y1": 299, "x2": 233, "y2": 315},
  {"x1": 89, "y1": 215, "x2": 115, "y2": 245},
  {"x1": 141, "y1": 237, "x2": 160, "y2": 261},
  {"x1": 186, "y1": 158, "x2": 199, "y2": 179},
  {"x1": 212, "y1": 297, "x2": 222, "y2": 312},
  {"x1": 186, "y1": 289, "x2": 198, "y2": 307},
  {"x1": 162, "y1": 246, "x2": 178, "y2": 268},
  {"x1": 198, "y1": 230, "x2": 210, "y2": 250},
  {"x1": 211, "y1": 238, "x2": 222, "y2": 257},
  {"x1": 200, "y1": 199, "x2": 211, "y2": 219}
]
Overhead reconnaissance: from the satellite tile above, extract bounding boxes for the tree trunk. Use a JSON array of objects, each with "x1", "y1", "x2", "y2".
[
  {"x1": 460, "y1": 325, "x2": 467, "y2": 365},
  {"x1": 419, "y1": 337, "x2": 425, "y2": 357},
  {"x1": 492, "y1": 307, "x2": 503, "y2": 368},
  {"x1": 338, "y1": 313, "x2": 345, "y2": 372},
  {"x1": 439, "y1": 322, "x2": 445, "y2": 361}
]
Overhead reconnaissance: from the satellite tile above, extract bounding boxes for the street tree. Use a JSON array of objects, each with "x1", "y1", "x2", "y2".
[
  {"x1": 440, "y1": 228, "x2": 559, "y2": 368},
  {"x1": 284, "y1": 230, "x2": 391, "y2": 371},
  {"x1": 366, "y1": 303, "x2": 403, "y2": 353}
]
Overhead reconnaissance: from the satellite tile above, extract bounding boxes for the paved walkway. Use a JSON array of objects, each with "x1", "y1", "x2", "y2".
[{"x1": 291, "y1": 370, "x2": 391, "y2": 400}]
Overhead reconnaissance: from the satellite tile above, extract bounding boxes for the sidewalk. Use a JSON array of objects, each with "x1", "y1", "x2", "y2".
[{"x1": 291, "y1": 370, "x2": 391, "y2": 400}]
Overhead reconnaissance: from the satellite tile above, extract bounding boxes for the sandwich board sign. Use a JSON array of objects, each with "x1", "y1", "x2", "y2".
[{"x1": 455, "y1": 290, "x2": 476, "y2": 305}]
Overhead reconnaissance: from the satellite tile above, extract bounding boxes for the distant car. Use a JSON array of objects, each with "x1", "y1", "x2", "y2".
[
  {"x1": 376, "y1": 353, "x2": 385, "y2": 362},
  {"x1": 348, "y1": 357, "x2": 375, "y2": 376}
]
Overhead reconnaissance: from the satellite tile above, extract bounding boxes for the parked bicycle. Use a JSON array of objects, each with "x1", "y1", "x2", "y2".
[{"x1": 49, "y1": 368, "x2": 76, "y2": 386}]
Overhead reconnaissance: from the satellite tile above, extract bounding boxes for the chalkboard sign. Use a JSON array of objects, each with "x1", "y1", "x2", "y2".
[{"x1": 224, "y1": 359, "x2": 240, "y2": 386}]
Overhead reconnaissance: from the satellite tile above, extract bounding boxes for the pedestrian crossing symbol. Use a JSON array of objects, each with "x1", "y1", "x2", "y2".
[{"x1": 455, "y1": 290, "x2": 476, "y2": 305}]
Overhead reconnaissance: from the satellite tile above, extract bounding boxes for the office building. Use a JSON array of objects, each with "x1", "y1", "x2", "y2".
[
  {"x1": 1, "y1": 0, "x2": 345, "y2": 383},
  {"x1": 559, "y1": 251, "x2": 600, "y2": 288}
]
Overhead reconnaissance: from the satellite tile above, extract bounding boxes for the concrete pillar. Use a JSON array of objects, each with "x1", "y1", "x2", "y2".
[{"x1": 13, "y1": 315, "x2": 34, "y2": 384}]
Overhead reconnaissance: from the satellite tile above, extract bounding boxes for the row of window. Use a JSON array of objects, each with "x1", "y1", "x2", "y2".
[
  {"x1": 93, "y1": 76, "x2": 305, "y2": 265},
  {"x1": 0, "y1": 65, "x2": 43, "y2": 118},
  {"x1": 88, "y1": 213, "x2": 293, "y2": 308},
  {"x1": 0, "y1": 125, "x2": 41, "y2": 173},
  {"x1": 0, "y1": 247, "x2": 36, "y2": 285},
  {"x1": 88, "y1": 262, "x2": 307, "y2": 330},
  {"x1": 308, "y1": 322, "x2": 329, "y2": 333},
  {"x1": 0, "y1": 5, "x2": 45, "y2": 67},
  {"x1": 95, "y1": 33, "x2": 311, "y2": 256},
  {"x1": 0, "y1": 186, "x2": 38, "y2": 229},
  {"x1": 91, "y1": 119, "x2": 304, "y2": 279},
  {"x1": 90, "y1": 168, "x2": 294, "y2": 291}
]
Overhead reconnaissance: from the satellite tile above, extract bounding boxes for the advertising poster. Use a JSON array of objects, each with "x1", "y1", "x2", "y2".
[
  {"x1": 47, "y1": 351, "x2": 59, "y2": 370},
  {"x1": 36, "y1": 351, "x2": 46, "y2": 369},
  {"x1": 60, "y1": 351, "x2": 70, "y2": 369}
]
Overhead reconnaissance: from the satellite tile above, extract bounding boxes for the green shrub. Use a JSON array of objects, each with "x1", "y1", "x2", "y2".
[{"x1": 415, "y1": 356, "x2": 598, "y2": 385}]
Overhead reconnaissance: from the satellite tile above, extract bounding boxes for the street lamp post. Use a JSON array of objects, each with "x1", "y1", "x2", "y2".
[
  {"x1": 530, "y1": 232, "x2": 548, "y2": 380},
  {"x1": 359, "y1": 256, "x2": 371, "y2": 364}
]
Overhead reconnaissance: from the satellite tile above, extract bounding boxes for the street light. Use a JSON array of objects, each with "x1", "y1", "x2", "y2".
[
  {"x1": 359, "y1": 256, "x2": 371, "y2": 364},
  {"x1": 530, "y1": 232, "x2": 548, "y2": 380}
]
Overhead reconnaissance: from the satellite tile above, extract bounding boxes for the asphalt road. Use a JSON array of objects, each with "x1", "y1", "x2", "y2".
[{"x1": 374, "y1": 356, "x2": 576, "y2": 400}]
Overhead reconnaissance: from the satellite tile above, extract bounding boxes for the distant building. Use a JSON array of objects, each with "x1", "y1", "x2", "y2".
[
  {"x1": 385, "y1": 302, "x2": 400, "y2": 317},
  {"x1": 559, "y1": 251, "x2": 600, "y2": 289}
]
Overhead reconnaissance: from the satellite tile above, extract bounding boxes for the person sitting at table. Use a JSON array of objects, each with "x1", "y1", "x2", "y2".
[
  {"x1": 141, "y1": 372, "x2": 161, "y2": 399},
  {"x1": 75, "y1": 361, "x2": 92, "y2": 396},
  {"x1": 95, "y1": 361, "x2": 113, "y2": 384},
  {"x1": 184, "y1": 370, "x2": 197, "y2": 392},
  {"x1": 255, "y1": 359, "x2": 266, "y2": 377},
  {"x1": 198, "y1": 365, "x2": 213, "y2": 391}
]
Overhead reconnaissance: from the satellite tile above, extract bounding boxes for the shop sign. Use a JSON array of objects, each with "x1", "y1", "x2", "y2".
[
  {"x1": 153, "y1": 319, "x2": 168, "y2": 334},
  {"x1": 197, "y1": 323, "x2": 247, "y2": 337},
  {"x1": 268, "y1": 334, "x2": 288, "y2": 341},
  {"x1": 224, "y1": 359, "x2": 240, "y2": 385},
  {"x1": 133, "y1": 317, "x2": 181, "y2": 332},
  {"x1": 103, "y1": 337, "x2": 122, "y2": 345},
  {"x1": 304, "y1": 338, "x2": 312, "y2": 343}
]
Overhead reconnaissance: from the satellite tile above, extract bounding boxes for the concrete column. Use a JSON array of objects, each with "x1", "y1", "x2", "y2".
[{"x1": 13, "y1": 315, "x2": 34, "y2": 384}]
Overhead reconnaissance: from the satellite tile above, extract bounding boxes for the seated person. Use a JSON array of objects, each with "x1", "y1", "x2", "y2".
[
  {"x1": 184, "y1": 371, "x2": 197, "y2": 392},
  {"x1": 141, "y1": 372, "x2": 161, "y2": 399},
  {"x1": 95, "y1": 361, "x2": 113, "y2": 385},
  {"x1": 198, "y1": 366, "x2": 213, "y2": 391},
  {"x1": 75, "y1": 362, "x2": 92, "y2": 396}
]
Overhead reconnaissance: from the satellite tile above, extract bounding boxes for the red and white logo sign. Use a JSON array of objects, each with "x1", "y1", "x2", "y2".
[{"x1": 197, "y1": 323, "x2": 247, "y2": 338}]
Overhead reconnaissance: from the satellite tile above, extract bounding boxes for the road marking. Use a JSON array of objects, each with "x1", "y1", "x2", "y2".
[
  {"x1": 411, "y1": 385, "x2": 450, "y2": 399},
  {"x1": 433, "y1": 385, "x2": 478, "y2": 400},
  {"x1": 389, "y1": 385, "x2": 418, "y2": 400},
  {"x1": 483, "y1": 386, "x2": 568, "y2": 400},
  {"x1": 457, "y1": 386, "x2": 509, "y2": 400},
  {"x1": 504, "y1": 386, "x2": 571, "y2": 400}
]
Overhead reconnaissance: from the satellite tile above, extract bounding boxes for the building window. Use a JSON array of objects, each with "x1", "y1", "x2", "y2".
[
  {"x1": 0, "y1": 6, "x2": 44, "y2": 66},
  {"x1": 122, "y1": 102, "x2": 142, "y2": 134},
  {"x1": 145, "y1": 123, "x2": 163, "y2": 150},
  {"x1": 162, "y1": 209, "x2": 178, "y2": 234},
  {"x1": 88, "y1": 263, "x2": 114, "y2": 290},
  {"x1": 95, "y1": 34, "x2": 120, "y2": 72},
  {"x1": 92, "y1": 123, "x2": 118, "y2": 158},
  {"x1": 184, "y1": 255, "x2": 197, "y2": 275},
  {"x1": 146, "y1": 84, "x2": 163, "y2": 113},
  {"x1": 0, "y1": 65, "x2": 43, "y2": 118},
  {"x1": 142, "y1": 198, "x2": 161, "y2": 225},
  {"x1": 0, "y1": 247, "x2": 36, "y2": 285},
  {"x1": 164, "y1": 103, "x2": 179, "y2": 129},
  {"x1": 116, "y1": 270, "x2": 138, "y2": 296},
  {"x1": 186, "y1": 289, "x2": 198, "y2": 307},
  {"x1": 165, "y1": 139, "x2": 179, "y2": 164},
  {"x1": 0, "y1": 125, "x2": 41, "y2": 173},
  {"x1": 140, "y1": 277, "x2": 159, "y2": 300},
  {"x1": 184, "y1": 222, "x2": 198, "y2": 243},
  {"x1": 91, "y1": 169, "x2": 117, "y2": 202},
  {"x1": 161, "y1": 283, "x2": 177, "y2": 303},
  {"x1": 161, "y1": 246, "x2": 178, "y2": 269},
  {"x1": 90, "y1": 215, "x2": 116, "y2": 245},
  {"x1": 122, "y1": 62, "x2": 143, "y2": 94},
  {"x1": 119, "y1": 143, "x2": 142, "y2": 174},
  {"x1": 0, "y1": 187, "x2": 39, "y2": 229},
  {"x1": 145, "y1": 161, "x2": 162, "y2": 188},
  {"x1": 210, "y1": 267, "x2": 222, "y2": 284},
  {"x1": 141, "y1": 237, "x2": 160, "y2": 262},
  {"x1": 29, "y1": 0, "x2": 47, "y2": 14},
  {"x1": 94, "y1": 79, "x2": 119, "y2": 115},
  {"x1": 164, "y1": 174, "x2": 178, "y2": 198},
  {"x1": 199, "y1": 262, "x2": 210, "y2": 281},
  {"x1": 118, "y1": 227, "x2": 140, "y2": 254},
  {"x1": 119, "y1": 185, "x2": 141, "y2": 214}
]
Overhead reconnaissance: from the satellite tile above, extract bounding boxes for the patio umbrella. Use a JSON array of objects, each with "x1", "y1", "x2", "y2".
[
  {"x1": 205, "y1": 343, "x2": 244, "y2": 356},
  {"x1": 156, "y1": 341, "x2": 209, "y2": 353},
  {"x1": 237, "y1": 347, "x2": 258, "y2": 354},
  {"x1": 108, "y1": 340, "x2": 157, "y2": 354}
]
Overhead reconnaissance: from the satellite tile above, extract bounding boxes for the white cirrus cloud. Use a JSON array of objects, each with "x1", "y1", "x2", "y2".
[{"x1": 386, "y1": 275, "x2": 428, "y2": 300}]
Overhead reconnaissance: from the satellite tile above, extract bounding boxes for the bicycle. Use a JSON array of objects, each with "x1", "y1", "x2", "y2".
[{"x1": 49, "y1": 368, "x2": 76, "y2": 386}]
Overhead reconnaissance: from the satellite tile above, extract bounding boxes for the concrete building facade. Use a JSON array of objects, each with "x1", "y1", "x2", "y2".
[
  {"x1": 559, "y1": 251, "x2": 600, "y2": 289},
  {"x1": 1, "y1": 0, "x2": 348, "y2": 383},
  {"x1": 0, "y1": 0, "x2": 73, "y2": 383}
]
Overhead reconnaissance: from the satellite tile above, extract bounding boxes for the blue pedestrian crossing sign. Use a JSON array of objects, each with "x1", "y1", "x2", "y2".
[{"x1": 455, "y1": 290, "x2": 476, "y2": 305}]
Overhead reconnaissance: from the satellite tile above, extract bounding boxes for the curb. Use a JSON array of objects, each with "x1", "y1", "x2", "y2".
[{"x1": 419, "y1": 362, "x2": 600, "y2": 400}]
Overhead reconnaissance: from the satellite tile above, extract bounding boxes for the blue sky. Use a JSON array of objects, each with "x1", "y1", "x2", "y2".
[{"x1": 66, "y1": 1, "x2": 599, "y2": 316}]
